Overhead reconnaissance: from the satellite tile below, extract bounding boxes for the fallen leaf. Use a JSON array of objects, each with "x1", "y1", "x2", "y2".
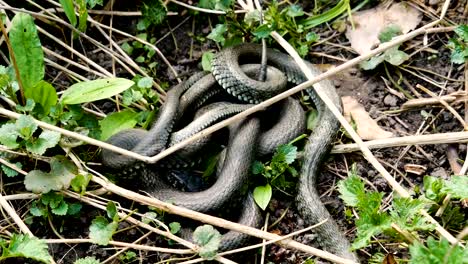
[
  {"x1": 382, "y1": 253, "x2": 397, "y2": 264},
  {"x1": 404, "y1": 164, "x2": 427, "y2": 175},
  {"x1": 342, "y1": 96, "x2": 393, "y2": 140},
  {"x1": 346, "y1": 2, "x2": 422, "y2": 55}
]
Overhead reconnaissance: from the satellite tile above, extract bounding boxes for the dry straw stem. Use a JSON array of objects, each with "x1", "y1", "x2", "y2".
[
  {"x1": 44, "y1": 238, "x2": 193, "y2": 254},
  {"x1": 0, "y1": 158, "x2": 32, "y2": 236},
  {"x1": 169, "y1": 0, "x2": 248, "y2": 14},
  {"x1": 179, "y1": 219, "x2": 328, "y2": 264},
  {"x1": 91, "y1": 175, "x2": 356, "y2": 264},
  {"x1": 331, "y1": 131, "x2": 468, "y2": 154},
  {"x1": 63, "y1": 190, "x2": 237, "y2": 264}
]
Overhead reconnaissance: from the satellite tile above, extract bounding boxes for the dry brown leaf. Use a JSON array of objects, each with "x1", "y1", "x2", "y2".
[
  {"x1": 342, "y1": 96, "x2": 393, "y2": 140},
  {"x1": 382, "y1": 253, "x2": 398, "y2": 264},
  {"x1": 404, "y1": 164, "x2": 427, "y2": 175},
  {"x1": 346, "y1": 2, "x2": 422, "y2": 55}
]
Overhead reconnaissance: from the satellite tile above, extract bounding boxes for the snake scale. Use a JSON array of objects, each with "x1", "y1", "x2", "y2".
[{"x1": 102, "y1": 43, "x2": 358, "y2": 261}]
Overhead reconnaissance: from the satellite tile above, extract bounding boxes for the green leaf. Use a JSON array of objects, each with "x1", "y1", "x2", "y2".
[
  {"x1": 253, "y1": 184, "x2": 272, "y2": 210},
  {"x1": 16, "y1": 115, "x2": 38, "y2": 140},
  {"x1": 273, "y1": 145, "x2": 297, "y2": 164},
  {"x1": 286, "y1": 5, "x2": 304, "y2": 17},
  {"x1": 338, "y1": 169, "x2": 365, "y2": 207},
  {"x1": 58, "y1": 0, "x2": 77, "y2": 26},
  {"x1": 193, "y1": 225, "x2": 221, "y2": 260},
  {"x1": 137, "y1": 77, "x2": 153, "y2": 89},
  {"x1": 106, "y1": 201, "x2": 118, "y2": 221},
  {"x1": 423, "y1": 175, "x2": 445, "y2": 202},
  {"x1": 251, "y1": 161, "x2": 265, "y2": 175},
  {"x1": 0, "y1": 234, "x2": 52, "y2": 263},
  {"x1": 74, "y1": 256, "x2": 101, "y2": 264},
  {"x1": 1, "y1": 162, "x2": 22, "y2": 177},
  {"x1": 390, "y1": 197, "x2": 434, "y2": 232},
  {"x1": 305, "y1": 32, "x2": 319, "y2": 43},
  {"x1": 214, "y1": 0, "x2": 234, "y2": 11},
  {"x1": 9, "y1": 13, "x2": 44, "y2": 92},
  {"x1": 454, "y1": 24, "x2": 468, "y2": 42},
  {"x1": 26, "y1": 130, "x2": 61, "y2": 155},
  {"x1": 121, "y1": 42, "x2": 133, "y2": 55},
  {"x1": 51, "y1": 200, "x2": 68, "y2": 215},
  {"x1": 306, "y1": 108, "x2": 319, "y2": 130},
  {"x1": 61, "y1": 78, "x2": 134, "y2": 105},
  {"x1": 442, "y1": 176, "x2": 468, "y2": 199},
  {"x1": 77, "y1": 0, "x2": 88, "y2": 33},
  {"x1": 25, "y1": 81, "x2": 58, "y2": 115},
  {"x1": 141, "y1": 0, "x2": 167, "y2": 26},
  {"x1": 24, "y1": 156, "x2": 77, "y2": 193},
  {"x1": 86, "y1": 0, "x2": 103, "y2": 9},
  {"x1": 141, "y1": 211, "x2": 157, "y2": 224},
  {"x1": 207, "y1": 24, "x2": 227, "y2": 45},
  {"x1": 201, "y1": 52, "x2": 215, "y2": 72},
  {"x1": 71, "y1": 173, "x2": 92, "y2": 194},
  {"x1": 0, "y1": 123, "x2": 19, "y2": 148},
  {"x1": 41, "y1": 192, "x2": 63, "y2": 208},
  {"x1": 384, "y1": 47, "x2": 409, "y2": 66},
  {"x1": 253, "y1": 24, "x2": 273, "y2": 39},
  {"x1": 378, "y1": 25, "x2": 402, "y2": 43},
  {"x1": 169, "y1": 222, "x2": 181, "y2": 234},
  {"x1": 301, "y1": 0, "x2": 349, "y2": 29},
  {"x1": 67, "y1": 203, "x2": 82, "y2": 215},
  {"x1": 99, "y1": 109, "x2": 139, "y2": 141},
  {"x1": 30, "y1": 201, "x2": 47, "y2": 217},
  {"x1": 89, "y1": 216, "x2": 118, "y2": 246},
  {"x1": 16, "y1": 99, "x2": 35, "y2": 112},
  {"x1": 360, "y1": 54, "x2": 385, "y2": 70},
  {"x1": 409, "y1": 237, "x2": 468, "y2": 264},
  {"x1": 352, "y1": 211, "x2": 391, "y2": 250}
]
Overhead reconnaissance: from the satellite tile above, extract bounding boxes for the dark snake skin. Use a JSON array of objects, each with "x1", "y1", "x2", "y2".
[{"x1": 102, "y1": 43, "x2": 357, "y2": 260}]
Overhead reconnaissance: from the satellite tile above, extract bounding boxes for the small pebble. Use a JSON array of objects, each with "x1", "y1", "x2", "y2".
[
  {"x1": 383, "y1": 94, "x2": 398, "y2": 106},
  {"x1": 431, "y1": 167, "x2": 448, "y2": 179},
  {"x1": 428, "y1": 0, "x2": 439, "y2": 5}
]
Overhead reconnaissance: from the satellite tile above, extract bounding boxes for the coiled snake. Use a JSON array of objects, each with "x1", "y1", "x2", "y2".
[{"x1": 102, "y1": 43, "x2": 357, "y2": 261}]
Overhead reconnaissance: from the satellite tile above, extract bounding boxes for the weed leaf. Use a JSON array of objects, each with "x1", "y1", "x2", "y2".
[
  {"x1": 58, "y1": 0, "x2": 77, "y2": 26},
  {"x1": 61, "y1": 78, "x2": 134, "y2": 105},
  {"x1": 25, "y1": 156, "x2": 77, "y2": 193},
  {"x1": 9, "y1": 13, "x2": 44, "y2": 92},
  {"x1": 73, "y1": 256, "x2": 101, "y2": 264},
  {"x1": 89, "y1": 216, "x2": 118, "y2": 245},
  {"x1": 442, "y1": 176, "x2": 468, "y2": 199},
  {"x1": 27, "y1": 81, "x2": 58, "y2": 115},
  {"x1": 253, "y1": 184, "x2": 272, "y2": 210},
  {"x1": 0, "y1": 234, "x2": 52, "y2": 263},
  {"x1": 99, "y1": 109, "x2": 139, "y2": 141},
  {"x1": 193, "y1": 225, "x2": 221, "y2": 260}
]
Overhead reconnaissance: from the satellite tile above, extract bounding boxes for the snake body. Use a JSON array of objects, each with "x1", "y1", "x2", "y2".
[{"x1": 102, "y1": 44, "x2": 357, "y2": 260}]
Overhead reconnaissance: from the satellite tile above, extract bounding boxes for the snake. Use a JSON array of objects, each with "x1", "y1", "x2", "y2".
[{"x1": 102, "y1": 43, "x2": 358, "y2": 261}]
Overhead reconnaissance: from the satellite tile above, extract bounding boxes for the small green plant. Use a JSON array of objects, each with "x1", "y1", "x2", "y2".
[
  {"x1": 29, "y1": 191, "x2": 82, "y2": 220},
  {"x1": 448, "y1": 24, "x2": 468, "y2": 64},
  {"x1": 252, "y1": 143, "x2": 299, "y2": 210},
  {"x1": 360, "y1": 25, "x2": 410, "y2": 70},
  {"x1": 74, "y1": 256, "x2": 101, "y2": 264},
  {"x1": 205, "y1": 0, "x2": 349, "y2": 57},
  {"x1": 338, "y1": 164, "x2": 468, "y2": 261},
  {"x1": 193, "y1": 225, "x2": 222, "y2": 260},
  {"x1": 0, "y1": 234, "x2": 53, "y2": 263},
  {"x1": 58, "y1": 0, "x2": 103, "y2": 33},
  {"x1": 89, "y1": 202, "x2": 120, "y2": 245},
  {"x1": 0, "y1": 115, "x2": 60, "y2": 156},
  {"x1": 118, "y1": 251, "x2": 137, "y2": 263}
]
